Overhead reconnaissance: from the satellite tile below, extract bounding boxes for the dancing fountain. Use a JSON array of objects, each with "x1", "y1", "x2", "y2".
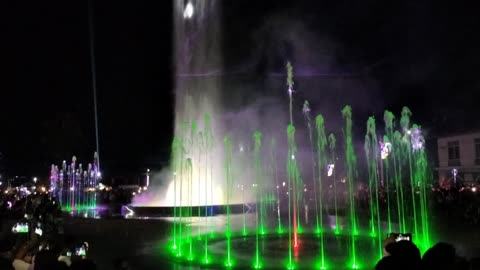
[
  {"x1": 132, "y1": 1, "x2": 434, "y2": 269},
  {"x1": 50, "y1": 152, "x2": 101, "y2": 211},
  {"x1": 163, "y1": 104, "x2": 432, "y2": 269}
]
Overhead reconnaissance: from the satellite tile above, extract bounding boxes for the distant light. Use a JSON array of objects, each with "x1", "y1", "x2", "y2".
[
  {"x1": 291, "y1": 154, "x2": 295, "y2": 160},
  {"x1": 147, "y1": 168, "x2": 150, "y2": 172},
  {"x1": 288, "y1": 87, "x2": 294, "y2": 97},
  {"x1": 125, "y1": 206, "x2": 134, "y2": 218},
  {"x1": 304, "y1": 188, "x2": 307, "y2": 192},
  {"x1": 33, "y1": 177, "x2": 37, "y2": 183},
  {"x1": 7, "y1": 201, "x2": 12, "y2": 209},
  {"x1": 143, "y1": 186, "x2": 147, "y2": 191},
  {"x1": 380, "y1": 141, "x2": 392, "y2": 159},
  {"x1": 132, "y1": 192, "x2": 136, "y2": 196},
  {"x1": 411, "y1": 127, "x2": 424, "y2": 151},
  {"x1": 472, "y1": 187, "x2": 477, "y2": 192},
  {"x1": 0, "y1": 181, "x2": 2, "y2": 185},
  {"x1": 282, "y1": 181, "x2": 286, "y2": 187},
  {"x1": 96, "y1": 172, "x2": 101, "y2": 177},
  {"x1": 327, "y1": 164, "x2": 335, "y2": 177},
  {"x1": 70, "y1": 187, "x2": 74, "y2": 191},
  {"x1": 183, "y1": 2, "x2": 194, "y2": 19},
  {"x1": 40, "y1": 187, "x2": 46, "y2": 192}
]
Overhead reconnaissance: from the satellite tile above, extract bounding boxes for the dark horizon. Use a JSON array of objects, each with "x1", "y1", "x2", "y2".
[{"x1": 3, "y1": 0, "x2": 480, "y2": 179}]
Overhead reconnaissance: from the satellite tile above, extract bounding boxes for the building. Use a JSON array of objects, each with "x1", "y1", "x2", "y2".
[{"x1": 437, "y1": 130, "x2": 480, "y2": 186}]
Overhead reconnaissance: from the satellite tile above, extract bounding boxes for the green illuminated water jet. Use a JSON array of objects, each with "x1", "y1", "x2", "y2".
[
  {"x1": 270, "y1": 137, "x2": 282, "y2": 234},
  {"x1": 186, "y1": 158, "x2": 193, "y2": 260},
  {"x1": 163, "y1": 102, "x2": 436, "y2": 269},
  {"x1": 400, "y1": 107, "x2": 419, "y2": 241},
  {"x1": 342, "y1": 105, "x2": 358, "y2": 268},
  {"x1": 171, "y1": 136, "x2": 180, "y2": 251},
  {"x1": 381, "y1": 134, "x2": 393, "y2": 233},
  {"x1": 286, "y1": 61, "x2": 294, "y2": 125},
  {"x1": 393, "y1": 130, "x2": 407, "y2": 232},
  {"x1": 304, "y1": 102, "x2": 320, "y2": 234},
  {"x1": 224, "y1": 136, "x2": 233, "y2": 267},
  {"x1": 364, "y1": 117, "x2": 382, "y2": 259},
  {"x1": 315, "y1": 114, "x2": 328, "y2": 269},
  {"x1": 384, "y1": 110, "x2": 401, "y2": 232},
  {"x1": 253, "y1": 131, "x2": 263, "y2": 268},
  {"x1": 286, "y1": 124, "x2": 300, "y2": 269},
  {"x1": 328, "y1": 133, "x2": 340, "y2": 234}
]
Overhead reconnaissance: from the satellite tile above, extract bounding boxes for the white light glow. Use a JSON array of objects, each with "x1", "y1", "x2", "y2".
[
  {"x1": 327, "y1": 164, "x2": 335, "y2": 177},
  {"x1": 380, "y1": 141, "x2": 392, "y2": 159},
  {"x1": 125, "y1": 206, "x2": 134, "y2": 218},
  {"x1": 183, "y1": 2, "x2": 194, "y2": 19}
]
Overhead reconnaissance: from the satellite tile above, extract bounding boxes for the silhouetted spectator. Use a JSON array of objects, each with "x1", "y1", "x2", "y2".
[
  {"x1": 71, "y1": 259, "x2": 97, "y2": 270},
  {"x1": 422, "y1": 242, "x2": 457, "y2": 270},
  {"x1": 380, "y1": 239, "x2": 421, "y2": 270},
  {"x1": 33, "y1": 250, "x2": 59, "y2": 270},
  {"x1": 0, "y1": 256, "x2": 14, "y2": 270},
  {"x1": 376, "y1": 255, "x2": 405, "y2": 270}
]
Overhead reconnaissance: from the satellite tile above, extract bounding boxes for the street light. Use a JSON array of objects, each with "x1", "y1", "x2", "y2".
[
  {"x1": 146, "y1": 169, "x2": 150, "y2": 187},
  {"x1": 183, "y1": 2, "x2": 194, "y2": 19}
]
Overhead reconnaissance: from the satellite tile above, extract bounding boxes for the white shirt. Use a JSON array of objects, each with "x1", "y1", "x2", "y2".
[{"x1": 12, "y1": 259, "x2": 31, "y2": 270}]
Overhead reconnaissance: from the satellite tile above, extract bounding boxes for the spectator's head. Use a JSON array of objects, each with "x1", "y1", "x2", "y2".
[
  {"x1": 0, "y1": 256, "x2": 14, "y2": 270},
  {"x1": 71, "y1": 259, "x2": 97, "y2": 270},
  {"x1": 386, "y1": 240, "x2": 420, "y2": 258},
  {"x1": 376, "y1": 255, "x2": 396, "y2": 270},
  {"x1": 470, "y1": 257, "x2": 480, "y2": 270},
  {"x1": 0, "y1": 234, "x2": 15, "y2": 259},
  {"x1": 33, "y1": 250, "x2": 59, "y2": 270},
  {"x1": 114, "y1": 257, "x2": 132, "y2": 270},
  {"x1": 422, "y1": 242, "x2": 456, "y2": 270},
  {"x1": 384, "y1": 240, "x2": 421, "y2": 268}
]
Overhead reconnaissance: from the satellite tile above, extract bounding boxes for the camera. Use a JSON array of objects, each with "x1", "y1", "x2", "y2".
[
  {"x1": 75, "y1": 242, "x2": 89, "y2": 257},
  {"x1": 12, "y1": 222, "x2": 29, "y2": 234},
  {"x1": 389, "y1": 233, "x2": 412, "y2": 242}
]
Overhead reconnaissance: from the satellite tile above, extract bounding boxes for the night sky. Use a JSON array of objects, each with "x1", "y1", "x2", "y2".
[{"x1": 3, "y1": 0, "x2": 480, "y2": 179}]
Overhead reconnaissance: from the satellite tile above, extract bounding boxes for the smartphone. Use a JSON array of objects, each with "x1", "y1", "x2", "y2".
[
  {"x1": 390, "y1": 233, "x2": 412, "y2": 242},
  {"x1": 75, "y1": 246, "x2": 86, "y2": 256},
  {"x1": 12, "y1": 222, "x2": 29, "y2": 233}
]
